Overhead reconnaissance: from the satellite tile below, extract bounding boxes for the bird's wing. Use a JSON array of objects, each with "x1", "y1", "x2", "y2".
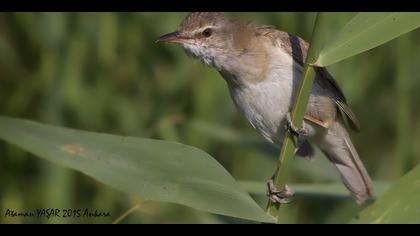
[
  {"x1": 260, "y1": 28, "x2": 360, "y2": 132},
  {"x1": 314, "y1": 67, "x2": 360, "y2": 132}
]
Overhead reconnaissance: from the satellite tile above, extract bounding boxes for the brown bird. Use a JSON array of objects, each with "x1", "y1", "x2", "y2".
[{"x1": 157, "y1": 12, "x2": 373, "y2": 204}]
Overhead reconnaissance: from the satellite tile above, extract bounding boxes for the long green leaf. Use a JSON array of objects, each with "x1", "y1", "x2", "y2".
[
  {"x1": 0, "y1": 116, "x2": 275, "y2": 223},
  {"x1": 316, "y1": 13, "x2": 420, "y2": 66},
  {"x1": 350, "y1": 165, "x2": 420, "y2": 224}
]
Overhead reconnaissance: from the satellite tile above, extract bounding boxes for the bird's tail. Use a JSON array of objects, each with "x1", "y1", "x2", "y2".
[{"x1": 317, "y1": 119, "x2": 373, "y2": 204}]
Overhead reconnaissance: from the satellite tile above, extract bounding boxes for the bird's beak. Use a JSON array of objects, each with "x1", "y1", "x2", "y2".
[{"x1": 156, "y1": 31, "x2": 190, "y2": 44}]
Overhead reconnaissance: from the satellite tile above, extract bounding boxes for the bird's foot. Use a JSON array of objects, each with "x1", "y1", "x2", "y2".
[
  {"x1": 267, "y1": 179, "x2": 295, "y2": 204},
  {"x1": 285, "y1": 112, "x2": 309, "y2": 138}
]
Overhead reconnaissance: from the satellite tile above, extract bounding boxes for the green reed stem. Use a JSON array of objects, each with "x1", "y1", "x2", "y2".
[{"x1": 266, "y1": 12, "x2": 328, "y2": 222}]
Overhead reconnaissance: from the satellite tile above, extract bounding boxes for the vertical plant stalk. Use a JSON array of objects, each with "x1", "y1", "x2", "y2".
[
  {"x1": 395, "y1": 35, "x2": 411, "y2": 177},
  {"x1": 40, "y1": 14, "x2": 73, "y2": 223},
  {"x1": 266, "y1": 13, "x2": 328, "y2": 220}
]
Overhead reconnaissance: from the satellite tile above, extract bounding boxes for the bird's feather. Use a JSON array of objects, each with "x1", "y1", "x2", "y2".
[{"x1": 258, "y1": 27, "x2": 360, "y2": 132}]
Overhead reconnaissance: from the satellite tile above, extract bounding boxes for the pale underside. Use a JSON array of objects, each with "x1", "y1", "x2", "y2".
[
  {"x1": 223, "y1": 29, "x2": 359, "y2": 146},
  {"x1": 183, "y1": 26, "x2": 359, "y2": 146}
]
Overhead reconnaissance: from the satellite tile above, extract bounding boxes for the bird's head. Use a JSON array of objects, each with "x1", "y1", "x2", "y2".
[{"x1": 157, "y1": 12, "x2": 252, "y2": 70}]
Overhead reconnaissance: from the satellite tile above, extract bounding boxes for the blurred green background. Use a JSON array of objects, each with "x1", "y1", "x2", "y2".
[{"x1": 0, "y1": 12, "x2": 419, "y2": 224}]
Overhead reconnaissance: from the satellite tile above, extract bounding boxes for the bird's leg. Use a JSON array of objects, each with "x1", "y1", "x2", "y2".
[
  {"x1": 285, "y1": 112, "x2": 309, "y2": 138},
  {"x1": 266, "y1": 113, "x2": 308, "y2": 204},
  {"x1": 266, "y1": 173, "x2": 295, "y2": 204}
]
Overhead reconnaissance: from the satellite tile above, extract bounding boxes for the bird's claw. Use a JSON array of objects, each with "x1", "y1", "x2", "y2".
[
  {"x1": 285, "y1": 112, "x2": 309, "y2": 137},
  {"x1": 267, "y1": 179, "x2": 295, "y2": 204}
]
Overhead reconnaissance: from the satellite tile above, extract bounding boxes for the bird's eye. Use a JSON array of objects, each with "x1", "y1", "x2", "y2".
[{"x1": 202, "y1": 28, "x2": 212, "y2": 37}]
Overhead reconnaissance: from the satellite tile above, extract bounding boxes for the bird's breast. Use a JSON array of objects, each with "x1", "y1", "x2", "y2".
[{"x1": 227, "y1": 64, "x2": 299, "y2": 143}]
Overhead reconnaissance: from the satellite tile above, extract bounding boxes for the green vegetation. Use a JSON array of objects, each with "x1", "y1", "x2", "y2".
[
  {"x1": 0, "y1": 116, "x2": 274, "y2": 223},
  {"x1": 0, "y1": 13, "x2": 419, "y2": 224}
]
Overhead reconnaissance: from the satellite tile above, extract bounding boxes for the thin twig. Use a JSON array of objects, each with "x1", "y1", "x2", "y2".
[{"x1": 112, "y1": 204, "x2": 141, "y2": 224}]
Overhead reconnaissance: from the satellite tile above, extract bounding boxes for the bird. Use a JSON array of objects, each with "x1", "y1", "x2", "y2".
[{"x1": 156, "y1": 12, "x2": 373, "y2": 204}]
